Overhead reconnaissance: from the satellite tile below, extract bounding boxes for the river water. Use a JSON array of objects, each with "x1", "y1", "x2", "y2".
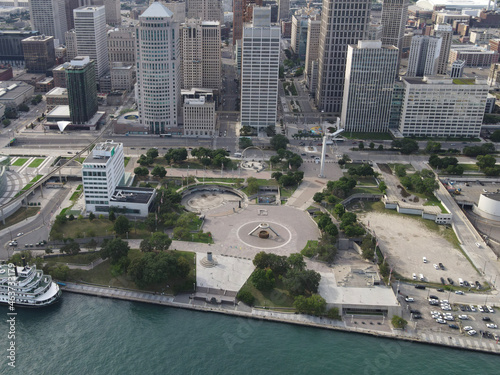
[{"x1": 1, "y1": 293, "x2": 498, "y2": 374}]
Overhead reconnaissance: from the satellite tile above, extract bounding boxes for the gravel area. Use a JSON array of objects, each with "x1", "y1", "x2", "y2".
[{"x1": 358, "y1": 211, "x2": 481, "y2": 284}]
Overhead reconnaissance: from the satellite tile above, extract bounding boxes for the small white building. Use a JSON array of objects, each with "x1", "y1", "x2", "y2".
[
  {"x1": 110, "y1": 62, "x2": 135, "y2": 92},
  {"x1": 182, "y1": 90, "x2": 216, "y2": 137}
]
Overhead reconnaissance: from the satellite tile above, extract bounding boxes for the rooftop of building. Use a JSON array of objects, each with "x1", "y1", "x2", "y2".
[
  {"x1": 46, "y1": 87, "x2": 68, "y2": 96},
  {"x1": 319, "y1": 273, "x2": 400, "y2": 307},
  {"x1": 22, "y1": 35, "x2": 54, "y2": 42},
  {"x1": 46, "y1": 105, "x2": 70, "y2": 118},
  {"x1": 483, "y1": 192, "x2": 500, "y2": 201},
  {"x1": 403, "y1": 76, "x2": 487, "y2": 85},
  {"x1": 111, "y1": 187, "x2": 154, "y2": 205},
  {"x1": 140, "y1": 2, "x2": 173, "y2": 19},
  {"x1": 453, "y1": 78, "x2": 476, "y2": 84},
  {"x1": 84, "y1": 141, "x2": 122, "y2": 164},
  {"x1": 0, "y1": 81, "x2": 33, "y2": 100}
]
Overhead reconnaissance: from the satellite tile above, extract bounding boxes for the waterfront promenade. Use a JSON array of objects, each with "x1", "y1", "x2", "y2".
[{"x1": 62, "y1": 282, "x2": 500, "y2": 355}]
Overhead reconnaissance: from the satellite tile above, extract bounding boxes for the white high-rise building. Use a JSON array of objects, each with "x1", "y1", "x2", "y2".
[
  {"x1": 74, "y1": 6, "x2": 109, "y2": 78},
  {"x1": 381, "y1": 0, "x2": 409, "y2": 58},
  {"x1": 316, "y1": 0, "x2": 371, "y2": 113},
  {"x1": 240, "y1": 7, "x2": 280, "y2": 131},
  {"x1": 93, "y1": 0, "x2": 121, "y2": 25},
  {"x1": 82, "y1": 140, "x2": 124, "y2": 214},
  {"x1": 29, "y1": 0, "x2": 68, "y2": 43},
  {"x1": 186, "y1": 0, "x2": 223, "y2": 22},
  {"x1": 406, "y1": 35, "x2": 442, "y2": 77},
  {"x1": 180, "y1": 19, "x2": 221, "y2": 92},
  {"x1": 399, "y1": 77, "x2": 488, "y2": 138},
  {"x1": 341, "y1": 41, "x2": 399, "y2": 133},
  {"x1": 433, "y1": 23, "x2": 453, "y2": 75},
  {"x1": 136, "y1": 1, "x2": 180, "y2": 134}
]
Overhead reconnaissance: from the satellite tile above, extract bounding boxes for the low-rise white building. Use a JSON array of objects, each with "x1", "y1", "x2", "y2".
[
  {"x1": 399, "y1": 77, "x2": 488, "y2": 138},
  {"x1": 182, "y1": 88, "x2": 216, "y2": 137},
  {"x1": 110, "y1": 62, "x2": 135, "y2": 92}
]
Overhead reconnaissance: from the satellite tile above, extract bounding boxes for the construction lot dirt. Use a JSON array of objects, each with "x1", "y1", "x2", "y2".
[{"x1": 357, "y1": 211, "x2": 482, "y2": 285}]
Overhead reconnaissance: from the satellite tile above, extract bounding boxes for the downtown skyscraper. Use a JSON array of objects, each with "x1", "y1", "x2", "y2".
[
  {"x1": 381, "y1": 0, "x2": 409, "y2": 59},
  {"x1": 240, "y1": 7, "x2": 280, "y2": 131},
  {"x1": 315, "y1": 0, "x2": 371, "y2": 113},
  {"x1": 29, "y1": 0, "x2": 68, "y2": 43},
  {"x1": 136, "y1": 1, "x2": 180, "y2": 134}
]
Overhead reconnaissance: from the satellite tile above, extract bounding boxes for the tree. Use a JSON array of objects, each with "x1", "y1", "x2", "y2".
[
  {"x1": 393, "y1": 139, "x2": 419, "y2": 154},
  {"x1": 334, "y1": 203, "x2": 345, "y2": 218},
  {"x1": 476, "y1": 154, "x2": 496, "y2": 171},
  {"x1": 391, "y1": 315, "x2": 408, "y2": 329},
  {"x1": 327, "y1": 177, "x2": 357, "y2": 198},
  {"x1": 151, "y1": 166, "x2": 167, "y2": 178},
  {"x1": 327, "y1": 307, "x2": 341, "y2": 320},
  {"x1": 283, "y1": 269, "x2": 321, "y2": 296},
  {"x1": 236, "y1": 289, "x2": 255, "y2": 306},
  {"x1": 378, "y1": 144, "x2": 384, "y2": 151},
  {"x1": 395, "y1": 164, "x2": 407, "y2": 177},
  {"x1": 48, "y1": 264, "x2": 70, "y2": 281},
  {"x1": 313, "y1": 192, "x2": 324, "y2": 203},
  {"x1": 134, "y1": 166, "x2": 149, "y2": 176},
  {"x1": 246, "y1": 177, "x2": 260, "y2": 195},
  {"x1": 271, "y1": 171, "x2": 283, "y2": 183},
  {"x1": 324, "y1": 223, "x2": 338, "y2": 237},
  {"x1": 491, "y1": 130, "x2": 500, "y2": 142},
  {"x1": 317, "y1": 214, "x2": 333, "y2": 231},
  {"x1": 137, "y1": 154, "x2": 154, "y2": 166},
  {"x1": 18, "y1": 103, "x2": 29, "y2": 112},
  {"x1": 101, "y1": 238, "x2": 130, "y2": 264},
  {"x1": 358, "y1": 141, "x2": 364, "y2": 150},
  {"x1": 61, "y1": 240, "x2": 80, "y2": 255},
  {"x1": 88, "y1": 212, "x2": 95, "y2": 221},
  {"x1": 293, "y1": 294, "x2": 326, "y2": 316},
  {"x1": 114, "y1": 215, "x2": 131, "y2": 236},
  {"x1": 108, "y1": 210, "x2": 116, "y2": 222},
  {"x1": 270, "y1": 134, "x2": 290, "y2": 151},
  {"x1": 165, "y1": 148, "x2": 188, "y2": 163},
  {"x1": 146, "y1": 148, "x2": 159, "y2": 159},
  {"x1": 378, "y1": 181, "x2": 387, "y2": 193},
  {"x1": 287, "y1": 253, "x2": 306, "y2": 271},
  {"x1": 339, "y1": 212, "x2": 357, "y2": 228},
  {"x1": 2, "y1": 119, "x2": 11, "y2": 126},
  {"x1": 239, "y1": 137, "x2": 253, "y2": 149},
  {"x1": 251, "y1": 268, "x2": 276, "y2": 291},
  {"x1": 140, "y1": 232, "x2": 172, "y2": 252},
  {"x1": 425, "y1": 141, "x2": 441, "y2": 154}
]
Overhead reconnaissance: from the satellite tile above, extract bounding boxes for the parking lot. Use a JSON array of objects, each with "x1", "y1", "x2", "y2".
[{"x1": 358, "y1": 211, "x2": 482, "y2": 285}]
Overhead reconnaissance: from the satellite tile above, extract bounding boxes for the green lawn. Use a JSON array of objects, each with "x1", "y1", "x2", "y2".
[
  {"x1": 0, "y1": 207, "x2": 39, "y2": 230},
  {"x1": 241, "y1": 178, "x2": 278, "y2": 195},
  {"x1": 458, "y1": 163, "x2": 480, "y2": 171},
  {"x1": 202, "y1": 177, "x2": 244, "y2": 184},
  {"x1": 239, "y1": 277, "x2": 295, "y2": 309},
  {"x1": 12, "y1": 158, "x2": 28, "y2": 166},
  {"x1": 15, "y1": 175, "x2": 44, "y2": 197},
  {"x1": 344, "y1": 132, "x2": 393, "y2": 141},
  {"x1": 351, "y1": 187, "x2": 381, "y2": 195},
  {"x1": 50, "y1": 218, "x2": 114, "y2": 240},
  {"x1": 355, "y1": 177, "x2": 377, "y2": 186},
  {"x1": 28, "y1": 158, "x2": 44, "y2": 168},
  {"x1": 45, "y1": 251, "x2": 102, "y2": 265},
  {"x1": 124, "y1": 157, "x2": 131, "y2": 167},
  {"x1": 68, "y1": 249, "x2": 196, "y2": 294},
  {"x1": 388, "y1": 163, "x2": 415, "y2": 171},
  {"x1": 70, "y1": 191, "x2": 82, "y2": 201}
]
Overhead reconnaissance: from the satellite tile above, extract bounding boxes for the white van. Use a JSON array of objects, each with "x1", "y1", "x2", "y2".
[
  {"x1": 423, "y1": 257, "x2": 427, "y2": 263},
  {"x1": 412, "y1": 273, "x2": 417, "y2": 280},
  {"x1": 458, "y1": 278, "x2": 464, "y2": 286},
  {"x1": 419, "y1": 274, "x2": 424, "y2": 281}
]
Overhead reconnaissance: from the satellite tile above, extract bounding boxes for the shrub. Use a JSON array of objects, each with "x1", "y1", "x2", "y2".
[{"x1": 236, "y1": 289, "x2": 255, "y2": 306}]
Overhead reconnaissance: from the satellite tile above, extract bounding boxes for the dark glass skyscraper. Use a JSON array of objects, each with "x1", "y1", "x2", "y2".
[{"x1": 67, "y1": 56, "x2": 98, "y2": 124}]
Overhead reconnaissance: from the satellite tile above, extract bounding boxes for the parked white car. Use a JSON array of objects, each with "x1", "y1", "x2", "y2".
[
  {"x1": 458, "y1": 315, "x2": 469, "y2": 320},
  {"x1": 486, "y1": 323, "x2": 498, "y2": 329},
  {"x1": 467, "y1": 330, "x2": 477, "y2": 336},
  {"x1": 463, "y1": 326, "x2": 473, "y2": 331},
  {"x1": 487, "y1": 306, "x2": 494, "y2": 313}
]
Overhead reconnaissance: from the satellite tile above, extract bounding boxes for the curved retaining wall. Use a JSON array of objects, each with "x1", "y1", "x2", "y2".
[{"x1": 181, "y1": 184, "x2": 246, "y2": 200}]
